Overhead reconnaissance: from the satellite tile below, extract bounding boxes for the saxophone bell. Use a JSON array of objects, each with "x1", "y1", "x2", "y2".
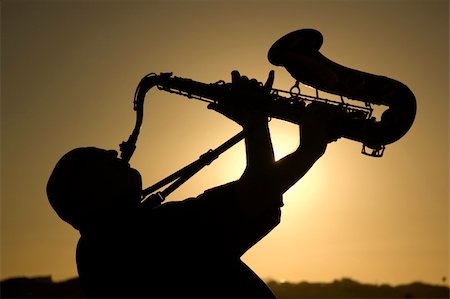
[{"x1": 268, "y1": 28, "x2": 416, "y2": 154}]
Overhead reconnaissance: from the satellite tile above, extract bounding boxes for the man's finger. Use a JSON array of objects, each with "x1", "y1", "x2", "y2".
[{"x1": 263, "y1": 70, "x2": 275, "y2": 91}]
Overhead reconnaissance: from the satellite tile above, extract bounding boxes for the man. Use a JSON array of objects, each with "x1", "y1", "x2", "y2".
[{"x1": 47, "y1": 71, "x2": 343, "y2": 298}]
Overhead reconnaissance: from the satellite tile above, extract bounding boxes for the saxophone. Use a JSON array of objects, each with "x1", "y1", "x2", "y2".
[{"x1": 120, "y1": 29, "x2": 416, "y2": 162}]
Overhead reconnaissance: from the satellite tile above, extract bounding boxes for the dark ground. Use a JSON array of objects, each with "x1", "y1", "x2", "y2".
[{"x1": 1, "y1": 276, "x2": 449, "y2": 298}]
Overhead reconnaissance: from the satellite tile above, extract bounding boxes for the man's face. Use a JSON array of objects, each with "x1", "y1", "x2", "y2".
[{"x1": 92, "y1": 149, "x2": 143, "y2": 210}]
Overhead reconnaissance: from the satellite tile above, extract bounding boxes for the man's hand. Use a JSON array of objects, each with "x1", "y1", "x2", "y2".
[
  {"x1": 299, "y1": 102, "x2": 346, "y2": 155},
  {"x1": 208, "y1": 70, "x2": 274, "y2": 127}
]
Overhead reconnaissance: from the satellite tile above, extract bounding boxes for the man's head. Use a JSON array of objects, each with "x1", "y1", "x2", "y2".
[{"x1": 47, "y1": 147, "x2": 142, "y2": 230}]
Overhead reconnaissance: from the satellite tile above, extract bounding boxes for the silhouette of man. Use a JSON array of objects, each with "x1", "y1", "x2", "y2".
[{"x1": 47, "y1": 71, "x2": 342, "y2": 298}]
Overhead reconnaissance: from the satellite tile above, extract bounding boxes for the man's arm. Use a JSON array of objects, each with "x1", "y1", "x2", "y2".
[
  {"x1": 222, "y1": 72, "x2": 337, "y2": 198},
  {"x1": 264, "y1": 102, "x2": 341, "y2": 195},
  {"x1": 208, "y1": 71, "x2": 343, "y2": 255}
]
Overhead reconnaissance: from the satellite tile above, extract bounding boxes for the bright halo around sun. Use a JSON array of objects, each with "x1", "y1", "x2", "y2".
[
  {"x1": 269, "y1": 119, "x2": 300, "y2": 161},
  {"x1": 209, "y1": 120, "x2": 301, "y2": 188}
]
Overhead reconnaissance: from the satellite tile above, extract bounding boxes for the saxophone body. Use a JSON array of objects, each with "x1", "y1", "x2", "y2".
[{"x1": 268, "y1": 28, "x2": 416, "y2": 152}]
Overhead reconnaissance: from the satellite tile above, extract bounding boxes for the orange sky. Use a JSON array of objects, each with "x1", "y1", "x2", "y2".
[{"x1": 2, "y1": 0, "x2": 448, "y2": 286}]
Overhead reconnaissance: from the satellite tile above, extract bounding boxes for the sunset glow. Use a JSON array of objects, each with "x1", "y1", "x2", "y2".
[{"x1": 2, "y1": 0, "x2": 448, "y2": 287}]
